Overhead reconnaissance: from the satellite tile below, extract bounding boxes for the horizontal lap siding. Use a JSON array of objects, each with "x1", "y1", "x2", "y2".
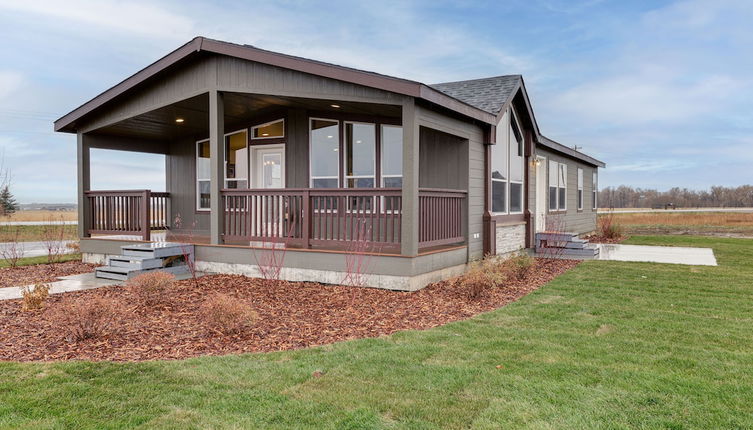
[{"x1": 534, "y1": 147, "x2": 598, "y2": 235}]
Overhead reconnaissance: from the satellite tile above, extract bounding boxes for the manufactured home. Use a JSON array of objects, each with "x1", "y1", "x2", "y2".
[{"x1": 55, "y1": 37, "x2": 604, "y2": 290}]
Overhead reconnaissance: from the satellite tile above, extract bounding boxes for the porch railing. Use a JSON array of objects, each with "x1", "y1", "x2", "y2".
[
  {"x1": 85, "y1": 190, "x2": 170, "y2": 241},
  {"x1": 221, "y1": 188, "x2": 466, "y2": 252}
]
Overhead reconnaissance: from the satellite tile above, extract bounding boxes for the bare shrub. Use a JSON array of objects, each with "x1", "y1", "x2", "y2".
[
  {"x1": 199, "y1": 293, "x2": 257, "y2": 335},
  {"x1": 51, "y1": 296, "x2": 123, "y2": 341},
  {"x1": 41, "y1": 215, "x2": 67, "y2": 263},
  {"x1": 65, "y1": 241, "x2": 80, "y2": 253},
  {"x1": 455, "y1": 257, "x2": 507, "y2": 301},
  {"x1": 502, "y1": 254, "x2": 536, "y2": 282},
  {"x1": 342, "y1": 219, "x2": 379, "y2": 288},
  {"x1": 169, "y1": 213, "x2": 199, "y2": 288},
  {"x1": 20, "y1": 283, "x2": 50, "y2": 311},
  {"x1": 538, "y1": 214, "x2": 568, "y2": 258},
  {"x1": 598, "y1": 211, "x2": 624, "y2": 239},
  {"x1": 0, "y1": 226, "x2": 25, "y2": 267},
  {"x1": 252, "y1": 224, "x2": 294, "y2": 281},
  {"x1": 127, "y1": 271, "x2": 175, "y2": 307}
]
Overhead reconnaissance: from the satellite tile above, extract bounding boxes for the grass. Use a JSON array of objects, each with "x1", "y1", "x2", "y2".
[
  {"x1": 2, "y1": 210, "x2": 77, "y2": 222},
  {"x1": 604, "y1": 211, "x2": 753, "y2": 235},
  {"x1": 0, "y1": 253, "x2": 81, "y2": 269},
  {"x1": 1, "y1": 236, "x2": 753, "y2": 428},
  {"x1": 0, "y1": 224, "x2": 77, "y2": 242}
]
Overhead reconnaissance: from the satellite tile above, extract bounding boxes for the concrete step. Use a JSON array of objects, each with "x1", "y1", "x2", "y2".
[
  {"x1": 108, "y1": 255, "x2": 164, "y2": 270},
  {"x1": 95, "y1": 264, "x2": 189, "y2": 281},
  {"x1": 121, "y1": 242, "x2": 190, "y2": 259},
  {"x1": 536, "y1": 232, "x2": 579, "y2": 242}
]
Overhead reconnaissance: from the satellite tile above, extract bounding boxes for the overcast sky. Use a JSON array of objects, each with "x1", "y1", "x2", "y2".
[{"x1": 0, "y1": 0, "x2": 751, "y2": 203}]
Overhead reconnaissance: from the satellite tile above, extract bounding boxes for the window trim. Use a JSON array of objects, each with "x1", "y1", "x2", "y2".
[
  {"x1": 308, "y1": 117, "x2": 341, "y2": 188},
  {"x1": 577, "y1": 168, "x2": 584, "y2": 211},
  {"x1": 224, "y1": 128, "x2": 249, "y2": 189},
  {"x1": 558, "y1": 163, "x2": 567, "y2": 211},
  {"x1": 196, "y1": 138, "x2": 211, "y2": 212},
  {"x1": 250, "y1": 118, "x2": 285, "y2": 140},
  {"x1": 548, "y1": 160, "x2": 568, "y2": 213},
  {"x1": 380, "y1": 124, "x2": 403, "y2": 188},
  {"x1": 343, "y1": 120, "x2": 377, "y2": 189},
  {"x1": 592, "y1": 171, "x2": 598, "y2": 210},
  {"x1": 508, "y1": 109, "x2": 525, "y2": 214}
]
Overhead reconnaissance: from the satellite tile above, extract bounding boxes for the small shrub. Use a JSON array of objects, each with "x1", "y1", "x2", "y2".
[
  {"x1": 127, "y1": 271, "x2": 176, "y2": 307},
  {"x1": 51, "y1": 296, "x2": 122, "y2": 341},
  {"x1": 598, "y1": 212, "x2": 624, "y2": 239},
  {"x1": 65, "y1": 241, "x2": 80, "y2": 253},
  {"x1": 503, "y1": 254, "x2": 535, "y2": 281},
  {"x1": 456, "y1": 258, "x2": 507, "y2": 301},
  {"x1": 20, "y1": 283, "x2": 50, "y2": 311},
  {"x1": 199, "y1": 293, "x2": 257, "y2": 335}
]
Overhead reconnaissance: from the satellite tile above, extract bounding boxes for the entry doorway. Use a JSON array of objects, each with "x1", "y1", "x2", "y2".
[
  {"x1": 251, "y1": 145, "x2": 285, "y2": 189},
  {"x1": 535, "y1": 156, "x2": 547, "y2": 233}
]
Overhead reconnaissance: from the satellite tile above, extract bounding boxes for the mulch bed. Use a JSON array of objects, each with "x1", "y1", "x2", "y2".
[
  {"x1": 0, "y1": 258, "x2": 579, "y2": 362},
  {"x1": 0, "y1": 261, "x2": 99, "y2": 289}
]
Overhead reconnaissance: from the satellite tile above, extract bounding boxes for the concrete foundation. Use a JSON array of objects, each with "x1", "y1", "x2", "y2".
[{"x1": 495, "y1": 222, "x2": 526, "y2": 255}]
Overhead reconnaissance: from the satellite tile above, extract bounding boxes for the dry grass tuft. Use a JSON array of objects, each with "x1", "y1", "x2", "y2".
[
  {"x1": 20, "y1": 283, "x2": 50, "y2": 311},
  {"x1": 127, "y1": 271, "x2": 176, "y2": 307},
  {"x1": 611, "y1": 212, "x2": 753, "y2": 227},
  {"x1": 199, "y1": 293, "x2": 257, "y2": 335},
  {"x1": 51, "y1": 296, "x2": 123, "y2": 341}
]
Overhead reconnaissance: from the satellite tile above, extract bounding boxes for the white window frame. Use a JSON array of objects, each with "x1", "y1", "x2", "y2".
[
  {"x1": 592, "y1": 171, "x2": 598, "y2": 210},
  {"x1": 508, "y1": 109, "x2": 525, "y2": 214},
  {"x1": 558, "y1": 163, "x2": 567, "y2": 211},
  {"x1": 224, "y1": 129, "x2": 249, "y2": 189},
  {"x1": 251, "y1": 118, "x2": 285, "y2": 140},
  {"x1": 343, "y1": 121, "x2": 377, "y2": 190},
  {"x1": 548, "y1": 160, "x2": 568, "y2": 212},
  {"x1": 548, "y1": 160, "x2": 558, "y2": 212},
  {"x1": 380, "y1": 124, "x2": 403, "y2": 188},
  {"x1": 577, "y1": 168, "x2": 584, "y2": 211},
  {"x1": 308, "y1": 117, "x2": 340, "y2": 189},
  {"x1": 196, "y1": 139, "x2": 211, "y2": 212}
]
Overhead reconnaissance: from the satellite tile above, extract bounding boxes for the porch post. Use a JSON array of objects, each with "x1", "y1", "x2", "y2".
[
  {"x1": 401, "y1": 99, "x2": 420, "y2": 256},
  {"x1": 76, "y1": 132, "x2": 91, "y2": 239},
  {"x1": 209, "y1": 90, "x2": 225, "y2": 245}
]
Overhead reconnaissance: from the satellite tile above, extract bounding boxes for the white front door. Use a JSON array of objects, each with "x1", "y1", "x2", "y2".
[
  {"x1": 535, "y1": 156, "x2": 547, "y2": 233},
  {"x1": 252, "y1": 145, "x2": 285, "y2": 189}
]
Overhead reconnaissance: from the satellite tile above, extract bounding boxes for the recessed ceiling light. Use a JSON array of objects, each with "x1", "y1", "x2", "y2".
[
  {"x1": 333, "y1": 148, "x2": 339, "y2": 152},
  {"x1": 327, "y1": 135, "x2": 333, "y2": 139},
  {"x1": 356, "y1": 140, "x2": 362, "y2": 144},
  {"x1": 262, "y1": 133, "x2": 269, "y2": 136},
  {"x1": 175, "y1": 118, "x2": 185, "y2": 123},
  {"x1": 331, "y1": 104, "x2": 340, "y2": 108}
]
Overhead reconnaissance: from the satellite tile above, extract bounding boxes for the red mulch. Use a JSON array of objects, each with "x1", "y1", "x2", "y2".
[
  {"x1": 585, "y1": 234, "x2": 628, "y2": 244},
  {"x1": 0, "y1": 258, "x2": 579, "y2": 362},
  {"x1": 0, "y1": 261, "x2": 99, "y2": 289}
]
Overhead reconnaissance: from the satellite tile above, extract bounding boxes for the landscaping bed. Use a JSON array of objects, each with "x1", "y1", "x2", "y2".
[
  {"x1": 0, "y1": 258, "x2": 578, "y2": 362},
  {"x1": 0, "y1": 259, "x2": 97, "y2": 289}
]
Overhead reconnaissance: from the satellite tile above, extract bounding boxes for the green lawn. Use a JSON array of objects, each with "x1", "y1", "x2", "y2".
[
  {"x1": 0, "y1": 253, "x2": 81, "y2": 269},
  {"x1": 2, "y1": 236, "x2": 752, "y2": 429}
]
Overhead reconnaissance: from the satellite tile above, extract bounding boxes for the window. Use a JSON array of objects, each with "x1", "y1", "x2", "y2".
[
  {"x1": 509, "y1": 110, "x2": 524, "y2": 214},
  {"x1": 548, "y1": 160, "x2": 558, "y2": 211},
  {"x1": 548, "y1": 160, "x2": 567, "y2": 211},
  {"x1": 225, "y1": 130, "x2": 248, "y2": 189},
  {"x1": 309, "y1": 118, "x2": 339, "y2": 188},
  {"x1": 491, "y1": 124, "x2": 508, "y2": 213},
  {"x1": 592, "y1": 171, "x2": 598, "y2": 210},
  {"x1": 252, "y1": 119, "x2": 284, "y2": 139},
  {"x1": 196, "y1": 140, "x2": 210, "y2": 211},
  {"x1": 344, "y1": 122, "x2": 376, "y2": 188},
  {"x1": 381, "y1": 125, "x2": 403, "y2": 188},
  {"x1": 558, "y1": 163, "x2": 567, "y2": 210},
  {"x1": 577, "y1": 168, "x2": 584, "y2": 210}
]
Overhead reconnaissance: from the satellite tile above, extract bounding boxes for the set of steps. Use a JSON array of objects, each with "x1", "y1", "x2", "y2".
[
  {"x1": 95, "y1": 242, "x2": 194, "y2": 281},
  {"x1": 535, "y1": 232, "x2": 599, "y2": 259}
]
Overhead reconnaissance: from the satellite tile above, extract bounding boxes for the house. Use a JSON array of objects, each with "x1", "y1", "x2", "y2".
[{"x1": 55, "y1": 37, "x2": 605, "y2": 290}]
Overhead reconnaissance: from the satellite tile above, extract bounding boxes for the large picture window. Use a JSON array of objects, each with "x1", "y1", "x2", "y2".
[
  {"x1": 381, "y1": 125, "x2": 403, "y2": 188},
  {"x1": 577, "y1": 168, "x2": 584, "y2": 210},
  {"x1": 491, "y1": 122, "x2": 509, "y2": 213},
  {"x1": 196, "y1": 140, "x2": 210, "y2": 211},
  {"x1": 309, "y1": 118, "x2": 339, "y2": 188},
  {"x1": 225, "y1": 130, "x2": 248, "y2": 189},
  {"x1": 509, "y1": 111, "x2": 524, "y2": 214},
  {"x1": 344, "y1": 122, "x2": 376, "y2": 188}
]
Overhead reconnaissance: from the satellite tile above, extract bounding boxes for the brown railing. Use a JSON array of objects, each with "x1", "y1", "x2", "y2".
[
  {"x1": 85, "y1": 190, "x2": 170, "y2": 241},
  {"x1": 222, "y1": 188, "x2": 465, "y2": 252},
  {"x1": 418, "y1": 189, "x2": 467, "y2": 248}
]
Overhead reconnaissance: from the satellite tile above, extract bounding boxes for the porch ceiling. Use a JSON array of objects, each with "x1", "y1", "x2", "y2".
[{"x1": 94, "y1": 92, "x2": 402, "y2": 140}]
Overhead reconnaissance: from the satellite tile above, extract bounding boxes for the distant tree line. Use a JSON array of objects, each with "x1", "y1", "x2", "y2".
[{"x1": 598, "y1": 185, "x2": 753, "y2": 209}]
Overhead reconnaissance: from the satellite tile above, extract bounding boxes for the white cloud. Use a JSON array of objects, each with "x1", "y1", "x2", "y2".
[
  {"x1": 0, "y1": 0, "x2": 195, "y2": 40},
  {"x1": 0, "y1": 70, "x2": 23, "y2": 98}
]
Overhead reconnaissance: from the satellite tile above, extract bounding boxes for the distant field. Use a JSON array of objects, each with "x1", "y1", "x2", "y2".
[
  {"x1": 2, "y1": 210, "x2": 77, "y2": 222},
  {"x1": 0, "y1": 224, "x2": 77, "y2": 242},
  {"x1": 604, "y1": 211, "x2": 753, "y2": 236}
]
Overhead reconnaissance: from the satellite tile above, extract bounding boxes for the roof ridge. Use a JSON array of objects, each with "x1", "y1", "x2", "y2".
[{"x1": 431, "y1": 74, "x2": 521, "y2": 86}]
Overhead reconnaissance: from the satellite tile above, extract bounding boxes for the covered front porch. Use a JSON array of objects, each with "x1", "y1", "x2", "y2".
[{"x1": 77, "y1": 90, "x2": 469, "y2": 257}]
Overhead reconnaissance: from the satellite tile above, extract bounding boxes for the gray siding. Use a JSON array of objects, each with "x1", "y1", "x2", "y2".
[
  {"x1": 419, "y1": 127, "x2": 467, "y2": 190},
  {"x1": 167, "y1": 137, "x2": 210, "y2": 234},
  {"x1": 533, "y1": 147, "x2": 598, "y2": 235}
]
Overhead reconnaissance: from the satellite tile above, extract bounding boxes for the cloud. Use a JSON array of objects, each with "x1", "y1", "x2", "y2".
[
  {"x1": 0, "y1": 0, "x2": 195, "y2": 40},
  {"x1": 0, "y1": 71, "x2": 23, "y2": 98}
]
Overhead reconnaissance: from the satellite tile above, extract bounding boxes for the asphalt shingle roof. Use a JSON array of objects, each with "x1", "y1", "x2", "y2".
[{"x1": 430, "y1": 75, "x2": 521, "y2": 115}]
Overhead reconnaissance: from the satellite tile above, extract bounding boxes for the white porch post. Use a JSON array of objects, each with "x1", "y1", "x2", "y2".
[
  {"x1": 209, "y1": 90, "x2": 225, "y2": 245},
  {"x1": 76, "y1": 132, "x2": 91, "y2": 239},
  {"x1": 401, "y1": 99, "x2": 420, "y2": 256}
]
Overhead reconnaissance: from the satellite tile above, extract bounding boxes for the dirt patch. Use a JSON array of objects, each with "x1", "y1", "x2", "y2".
[
  {"x1": 584, "y1": 234, "x2": 627, "y2": 244},
  {"x1": 0, "y1": 261, "x2": 98, "y2": 289},
  {"x1": 0, "y1": 258, "x2": 579, "y2": 362}
]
